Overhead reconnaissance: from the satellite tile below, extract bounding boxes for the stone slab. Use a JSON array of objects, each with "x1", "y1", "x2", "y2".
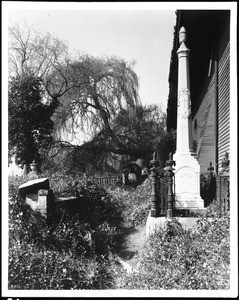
[
  {"x1": 55, "y1": 196, "x2": 79, "y2": 202},
  {"x1": 19, "y1": 177, "x2": 49, "y2": 197},
  {"x1": 146, "y1": 211, "x2": 210, "y2": 237}
]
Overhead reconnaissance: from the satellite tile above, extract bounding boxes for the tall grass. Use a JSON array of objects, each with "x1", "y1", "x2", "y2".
[
  {"x1": 107, "y1": 177, "x2": 152, "y2": 228},
  {"x1": 116, "y1": 216, "x2": 230, "y2": 289}
]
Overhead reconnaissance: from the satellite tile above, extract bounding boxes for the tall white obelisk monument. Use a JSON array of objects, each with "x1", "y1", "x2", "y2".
[{"x1": 173, "y1": 27, "x2": 204, "y2": 209}]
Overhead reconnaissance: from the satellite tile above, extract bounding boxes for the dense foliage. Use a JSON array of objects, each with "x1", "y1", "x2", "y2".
[
  {"x1": 112, "y1": 105, "x2": 167, "y2": 163},
  {"x1": 108, "y1": 177, "x2": 152, "y2": 228},
  {"x1": 8, "y1": 74, "x2": 58, "y2": 165},
  {"x1": 156, "y1": 129, "x2": 176, "y2": 167}
]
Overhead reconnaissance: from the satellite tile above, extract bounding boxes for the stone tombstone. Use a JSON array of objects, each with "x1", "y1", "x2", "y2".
[
  {"x1": 37, "y1": 189, "x2": 49, "y2": 216},
  {"x1": 25, "y1": 189, "x2": 54, "y2": 221},
  {"x1": 173, "y1": 26, "x2": 204, "y2": 210},
  {"x1": 19, "y1": 178, "x2": 49, "y2": 197},
  {"x1": 25, "y1": 194, "x2": 39, "y2": 211},
  {"x1": 121, "y1": 171, "x2": 128, "y2": 185},
  {"x1": 39, "y1": 189, "x2": 55, "y2": 221},
  {"x1": 128, "y1": 172, "x2": 137, "y2": 182},
  {"x1": 19, "y1": 178, "x2": 52, "y2": 218},
  {"x1": 141, "y1": 167, "x2": 148, "y2": 176}
]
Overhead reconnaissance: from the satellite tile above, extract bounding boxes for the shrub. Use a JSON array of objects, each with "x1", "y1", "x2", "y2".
[
  {"x1": 109, "y1": 178, "x2": 152, "y2": 228},
  {"x1": 9, "y1": 241, "x2": 113, "y2": 289},
  {"x1": 200, "y1": 173, "x2": 216, "y2": 207},
  {"x1": 117, "y1": 217, "x2": 230, "y2": 290},
  {"x1": 9, "y1": 184, "x2": 47, "y2": 247}
]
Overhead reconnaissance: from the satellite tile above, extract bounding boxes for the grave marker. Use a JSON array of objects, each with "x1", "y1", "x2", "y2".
[{"x1": 173, "y1": 27, "x2": 204, "y2": 209}]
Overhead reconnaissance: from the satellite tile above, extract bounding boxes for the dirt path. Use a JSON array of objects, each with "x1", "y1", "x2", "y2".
[
  {"x1": 110, "y1": 225, "x2": 147, "y2": 289},
  {"x1": 116, "y1": 224, "x2": 147, "y2": 270}
]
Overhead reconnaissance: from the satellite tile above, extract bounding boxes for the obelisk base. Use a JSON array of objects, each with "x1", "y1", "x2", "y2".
[
  {"x1": 173, "y1": 152, "x2": 204, "y2": 209},
  {"x1": 175, "y1": 193, "x2": 204, "y2": 209}
]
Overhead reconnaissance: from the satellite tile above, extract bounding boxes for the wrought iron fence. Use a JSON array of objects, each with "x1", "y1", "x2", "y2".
[
  {"x1": 216, "y1": 174, "x2": 230, "y2": 215},
  {"x1": 149, "y1": 152, "x2": 175, "y2": 218},
  {"x1": 202, "y1": 157, "x2": 230, "y2": 215},
  {"x1": 91, "y1": 175, "x2": 122, "y2": 186},
  {"x1": 156, "y1": 175, "x2": 168, "y2": 216},
  {"x1": 150, "y1": 155, "x2": 230, "y2": 218}
]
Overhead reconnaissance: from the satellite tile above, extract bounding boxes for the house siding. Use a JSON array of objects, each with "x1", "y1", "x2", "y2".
[
  {"x1": 191, "y1": 17, "x2": 230, "y2": 174},
  {"x1": 217, "y1": 21, "x2": 230, "y2": 166},
  {"x1": 192, "y1": 72, "x2": 216, "y2": 173}
]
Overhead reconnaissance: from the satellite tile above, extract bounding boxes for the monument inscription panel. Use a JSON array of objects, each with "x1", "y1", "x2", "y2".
[{"x1": 176, "y1": 166, "x2": 198, "y2": 194}]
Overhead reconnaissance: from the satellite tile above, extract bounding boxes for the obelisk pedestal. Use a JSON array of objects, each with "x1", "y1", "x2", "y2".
[{"x1": 173, "y1": 27, "x2": 204, "y2": 209}]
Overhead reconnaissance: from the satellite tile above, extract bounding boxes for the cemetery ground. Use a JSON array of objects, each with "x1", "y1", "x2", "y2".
[{"x1": 8, "y1": 173, "x2": 230, "y2": 290}]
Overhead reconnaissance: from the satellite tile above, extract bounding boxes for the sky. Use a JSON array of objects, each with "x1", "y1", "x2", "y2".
[{"x1": 5, "y1": 2, "x2": 177, "y2": 111}]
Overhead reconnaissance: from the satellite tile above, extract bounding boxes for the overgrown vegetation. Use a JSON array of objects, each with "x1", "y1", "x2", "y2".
[
  {"x1": 8, "y1": 172, "x2": 230, "y2": 290},
  {"x1": 8, "y1": 74, "x2": 59, "y2": 166},
  {"x1": 8, "y1": 174, "x2": 121, "y2": 289},
  {"x1": 200, "y1": 173, "x2": 216, "y2": 207},
  {"x1": 116, "y1": 216, "x2": 230, "y2": 289},
  {"x1": 108, "y1": 177, "x2": 152, "y2": 228}
]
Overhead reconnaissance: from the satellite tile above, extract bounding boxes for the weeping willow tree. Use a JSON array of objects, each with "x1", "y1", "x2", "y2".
[
  {"x1": 48, "y1": 55, "x2": 140, "y2": 149},
  {"x1": 43, "y1": 54, "x2": 144, "y2": 174}
]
